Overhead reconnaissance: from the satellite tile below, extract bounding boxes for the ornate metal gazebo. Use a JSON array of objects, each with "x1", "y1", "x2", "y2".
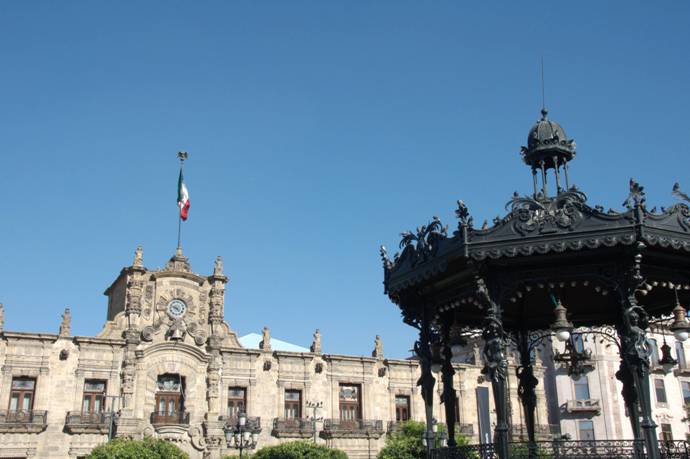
[{"x1": 381, "y1": 108, "x2": 690, "y2": 459}]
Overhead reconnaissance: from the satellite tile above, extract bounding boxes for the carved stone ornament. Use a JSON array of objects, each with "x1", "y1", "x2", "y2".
[
  {"x1": 263, "y1": 360, "x2": 272, "y2": 371},
  {"x1": 259, "y1": 326, "x2": 271, "y2": 351},
  {"x1": 188, "y1": 425, "x2": 207, "y2": 451},
  {"x1": 310, "y1": 329, "x2": 321, "y2": 353},
  {"x1": 59, "y1": 308, "x2": 71, "y2": 337},
  {"x1": 372, "y1": 335, "x2": 383, "y2": 358},
  {"x1": 133, "y1": 245, "x2": 144, "y2": 268},
  {"x1": 315, "y1": 362, "x2": 323, "y2": 374}
]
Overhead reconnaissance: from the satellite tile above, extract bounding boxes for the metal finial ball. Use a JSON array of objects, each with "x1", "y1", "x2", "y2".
[{"x1": 177, "y1": 151, "x2": 189, "y2": 161}]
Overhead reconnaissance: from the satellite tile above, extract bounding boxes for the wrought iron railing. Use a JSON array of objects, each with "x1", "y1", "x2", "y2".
[
  {"x1": 430, "y1": 439, "x2": 690, "y2": 459},
  {"x1": 272, "y1": 417, "x2": 315, "y2": 437},
  {"x1": 0, "y1": 409, "x2": 48, "y2": 425},
  {"x1": 65, "y1": 411, "x2": 112, "y2": 426},
  {"x1": 322, "y1": 419, "x2": 384, "y2": 438},
  {"x1": 150, "y1": 410, "x2": 190, "y2": 425}
]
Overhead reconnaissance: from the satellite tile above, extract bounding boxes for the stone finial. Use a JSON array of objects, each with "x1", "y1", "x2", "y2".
[
  {"x1": 214, "y1": 256, "x2": 223, "y2": 276},
  {"x1": 59, "y1": 308, "x2": 71, "y2": 337},
  {"x1": 372, "y1": 335, "x2": 383, "y2": 358},
  {"x1": 259, "y1": 326, "x2": 271, "y2": 351},
  {"x1": 0, "y1": 303, "x2": 4, "y2": 333},
  {"x1": 133, "y1": 245, "x2": 144, "y2": 268},
  {"x1": 310, "y1": 329, "x2": 322, "y2": 354}
]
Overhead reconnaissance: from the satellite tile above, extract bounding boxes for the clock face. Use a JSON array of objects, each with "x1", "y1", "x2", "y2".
[{"x1": 167, "y1": 299, "x2": 187, "y2": 318}]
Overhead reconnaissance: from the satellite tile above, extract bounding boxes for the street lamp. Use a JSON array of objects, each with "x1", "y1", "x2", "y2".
[
  {"x1": 550, "y1": 296, "x2": 573, "y2": 343},
  {"x1": 670, "y1": 288, "x2": 690, "y2": 342},
  {"x1": 421, "y1": 418, "x2": 448, "y2": 454},
  {"x1": 306, "y1": 401, "x2": 324, "y2": 444},
  {"x1": 224, "y1": 411, "x2": 259, "y2": 458}
]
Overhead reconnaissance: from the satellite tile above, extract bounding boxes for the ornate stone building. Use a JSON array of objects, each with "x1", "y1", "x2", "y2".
[
  {"x1": 0, "y1": 246, "x2": 687, "y2": 458},
  {"x1": 0, "y1": 247, "x2": 549, "y2": 459}
]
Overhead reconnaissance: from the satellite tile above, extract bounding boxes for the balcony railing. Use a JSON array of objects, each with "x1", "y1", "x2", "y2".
[
  {"x1": 272, "y1": 418, "x2": 315, "y2": 438},
  {"x1": 150, "y1": 411, "x2": 190, "y2": 426},
  {"x1": 566, "y1": 398, "x2": 601, "y2": 414},
  {"x1": 221, "y1": 415, "x2": 262, "y2": 433},
  {"x1": 321, "y1": 419, "x2": 384, "y2": 439},
  {"x1": 65, "y1": 411, "x2": 113, "y2": 434},
  {"x1": 0, "y1": 410, "x2": 48, "y2": 433},
  {"x1": 387, "y1": 421, "x2": 474, "y2": 436},
  {"x1": 509, "y1": 423, "x2": 561, "y2": 441}
]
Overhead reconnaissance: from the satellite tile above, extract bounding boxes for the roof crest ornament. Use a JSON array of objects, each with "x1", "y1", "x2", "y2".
[
  {"x1": 213, "y1": 256, "x2": 224, "y2": 276},
  {"x1": 623, "y1": 178, "x2": 646, "y2": 210},
  {"x1": 398, "y1": 216, "x2": 448, "y2": 267}
]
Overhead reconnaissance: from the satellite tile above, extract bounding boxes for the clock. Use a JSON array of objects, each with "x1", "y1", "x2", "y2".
[{"x1": 167, "y1": 299, "x2": 187, "y2": 318}]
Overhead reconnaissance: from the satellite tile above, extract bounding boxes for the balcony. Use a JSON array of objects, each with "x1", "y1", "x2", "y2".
[
  {"x1": 565, "y1": 399, "x2": 601, "y2": 414},
  {"x1": 65, "y1": 411, "x2": 113, "y2": 434},
  {"x1": 150, "y1": 410, "x2": 190, "y2": 426},
  {"x1": 0, "y1": 410, "x2": 48, "y2": 433},
  {"x1": 509, "y1": 424, "x2": 561, "y2": 441},
  {"x1": 272, "y1": 418, "x2": 315, "y2": 438},
  {"x1": 388, "y1": 421, "x2": 473, "y2": 436},
  {"x1": 675, "y1": 363, "x2": 690, "y2": 376},
  {"x1": 321, "y1": 419, "x2": 384, "y2": 439}
]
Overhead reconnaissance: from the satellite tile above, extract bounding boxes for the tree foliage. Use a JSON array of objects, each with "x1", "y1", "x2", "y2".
[
  {"x1": 246, "y1": 440, "x2": 347, "y2": 459},
  {"x1": 377, "y1": 420, "x2": 474, "y2": 459},
  {"x1": 87, "y1": 437, "x2": 189, "y2": 459}
]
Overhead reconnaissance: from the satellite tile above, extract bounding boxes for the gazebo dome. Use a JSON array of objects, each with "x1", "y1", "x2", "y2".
[{"x1": 521, "y1": 108, "x2": 576, "y2": 170}]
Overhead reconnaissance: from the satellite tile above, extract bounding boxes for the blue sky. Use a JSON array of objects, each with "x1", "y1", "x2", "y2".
[{"x1": 1, "y1": 2, "x2": 689, "y2": 358}]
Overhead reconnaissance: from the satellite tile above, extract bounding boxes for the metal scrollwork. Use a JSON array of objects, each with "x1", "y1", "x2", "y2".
[
  {"x1": 455, "y1": 200, "x2": 474, "y2": 228},
  {"x1": 399, "y1": 216, "x2": 448, "y2": 266},
  {"x1": 508, "y1": 190, "x2": 587, "y2": 236}
]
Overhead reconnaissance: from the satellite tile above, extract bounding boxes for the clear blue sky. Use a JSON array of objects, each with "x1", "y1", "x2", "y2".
[{"x1": 1, "y1": 2, "x2": 689, "y2": 358}]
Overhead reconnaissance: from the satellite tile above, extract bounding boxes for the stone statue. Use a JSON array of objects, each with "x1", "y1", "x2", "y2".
[
  {"x1": 133, "y1": 245, "x2": 144, "y2": 268},
  {"x1": 213, "y1": 256, "x2": 223, "y2": 276},
  {"x1": 259, "y1": 326, "x2": 271, "y2": 351},
  {"x1": 372, "y1": 335, "x2": 383, "y2": 358},
  {"x1": 0, "y1": 303, "x2": 4, "y2": 333},
  {"x1": 59, "y1": 308, "x2": 71, "y2": 337},
  {"x1": 310, "y1": 329, "x2": 321, "y2": 354}
]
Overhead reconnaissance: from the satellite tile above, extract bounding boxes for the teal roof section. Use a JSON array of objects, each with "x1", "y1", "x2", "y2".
[{"x1": 239, "y1": 333, "x2": 310, "y2": 353}]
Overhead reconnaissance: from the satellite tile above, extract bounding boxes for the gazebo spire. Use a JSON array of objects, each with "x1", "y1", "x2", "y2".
[{"x1": 520, "y1": 108, "x2": 576, "y2": 198}]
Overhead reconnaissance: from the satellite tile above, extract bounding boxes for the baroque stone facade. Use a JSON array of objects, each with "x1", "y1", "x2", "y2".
[{"x1": 0, "y1": 248, "x2": 687, "y2": 458}]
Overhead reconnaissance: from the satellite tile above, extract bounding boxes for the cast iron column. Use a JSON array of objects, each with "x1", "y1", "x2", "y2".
[
  {"x1": 441, "y1": 336, "x2": 457, "y2": 447},
  {"x1": 618, "y1": 304, "x2": 660, "y2": 459},
  {"x1": 615, "y1": 361, "x2": 643, "y2": 457},
  {"x1": 616, "y1": 242, "x2": 661, "y2": 459},
  {"x1": 516, "y1": 331, "x2": 538, "y2": 459},
  {"x1": 415, "y1": 317, "x2": 436, "y2": 458},
  {"x1": 477, "y1": 279, "x2": 509, "y2": 459}
]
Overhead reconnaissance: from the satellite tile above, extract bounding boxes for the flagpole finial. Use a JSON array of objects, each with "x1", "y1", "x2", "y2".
[{"x1": 177, "y1": 151, "x2": 188, "y2": 163}]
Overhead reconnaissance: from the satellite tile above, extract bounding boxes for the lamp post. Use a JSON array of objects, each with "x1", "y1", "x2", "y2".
[
  {"x1": 421, "y1": 418, "x2": 448, "y2": 456},
  {"x1": 104, "y1": 394, "x2": 120, "y2": 442},
  {"x1": 224, "y1": 411, "x2": 259, "y2": 458},
  {"x1": 306, "y1": 400, "x2": 323, "y2": 444}
]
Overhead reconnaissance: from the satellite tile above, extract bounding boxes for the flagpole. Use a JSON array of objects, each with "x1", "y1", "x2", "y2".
[{"x1": 177, "y1": 151, "x2": 188, "y2": 251}]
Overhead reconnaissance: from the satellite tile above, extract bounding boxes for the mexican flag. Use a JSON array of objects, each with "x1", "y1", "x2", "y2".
[{"x1": 177, "y1": 170, "x2": 190, "y2": 221}]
